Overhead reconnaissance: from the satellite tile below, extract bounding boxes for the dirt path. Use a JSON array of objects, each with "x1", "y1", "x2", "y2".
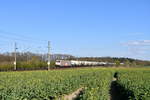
[
  {"x1": 110, "y1": 72, "x2": 135, "y2": 100},
  {"x1": 59, "y1": 88, "x2": 84, "y2": 100}
]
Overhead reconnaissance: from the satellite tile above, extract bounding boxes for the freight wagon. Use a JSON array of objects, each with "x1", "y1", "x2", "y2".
[{"x1": 55, "y1": 60, "x2": 113, "y2": 67}]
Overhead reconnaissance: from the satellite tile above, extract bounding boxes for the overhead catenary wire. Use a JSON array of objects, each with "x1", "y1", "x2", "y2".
[
  {"x1": 0, "y1": 29, "x2": 47, "y2": 42},
  {"x1": 0, "y1": 34, "x2": 47, "y2": 45},
  {"x1": 0, "y1": 30, "x2": 49, "y2": 47},
  {"x1": 0, "y1": 30, "x2": 54, "y2": 64},
  {"x1": 0, "y1": 40, "x2": 48, "y2": 54}
]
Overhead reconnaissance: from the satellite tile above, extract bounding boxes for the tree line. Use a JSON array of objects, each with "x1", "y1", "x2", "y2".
[{"x1": 0, "y1": 52, "x2": 150, "y2": 71}]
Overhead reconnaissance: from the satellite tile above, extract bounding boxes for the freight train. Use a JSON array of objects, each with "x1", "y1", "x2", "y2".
[{"x1": 55, "y1": 60, "x2": 115, "y2": 67}]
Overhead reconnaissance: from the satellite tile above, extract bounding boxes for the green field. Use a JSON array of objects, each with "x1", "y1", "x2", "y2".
[{"x1": 0, "y1": 67, "x2": 150, "y2": 100}]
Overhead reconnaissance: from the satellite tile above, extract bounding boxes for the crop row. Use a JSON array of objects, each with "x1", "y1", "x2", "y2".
[
  {"x1": 0, "y1": 68, "x2": 150, "y2": 100},
  {"x1": 117, "y1": 68, "x2": 150, "y2": 100},
  {"x1": 0, "y1": 68, "x2": 113, "y2": 100}
]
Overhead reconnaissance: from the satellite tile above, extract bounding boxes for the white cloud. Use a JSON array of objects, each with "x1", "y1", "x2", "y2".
[
  {"x1": 125, "y1": 40, "x2": 150, "y2": 46},
  {"x1": 122, "y1": 40, "x2": 150, "y2": 60}
]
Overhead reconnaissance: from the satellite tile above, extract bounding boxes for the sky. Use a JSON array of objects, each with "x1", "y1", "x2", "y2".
[{"x1": 0, "y1": 0, "x2": 150, "y2": 60}]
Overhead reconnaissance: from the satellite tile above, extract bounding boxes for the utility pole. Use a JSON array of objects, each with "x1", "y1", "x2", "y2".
[
  {"x1": 14, "y1": 42, "x2": 17, "y2": 71},
  {"x1": 48, "y1": 41, "x2": 51, "y2": 70}
]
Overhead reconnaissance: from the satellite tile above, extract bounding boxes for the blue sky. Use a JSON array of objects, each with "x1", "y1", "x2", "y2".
[{"x1": 0, "y1": 0, "x2": 150, "y2": 60}]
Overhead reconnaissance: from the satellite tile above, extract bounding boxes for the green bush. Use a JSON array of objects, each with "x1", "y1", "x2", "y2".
[
  {"x1": 0, "y1": 60, "x2": 56, "y2": 71},
  {"x1": 17, "y1": 61, "x2": 47, "y2": 70},
  {"x1": 0, "y1": 62, "x2": 14, "y2": 71}
]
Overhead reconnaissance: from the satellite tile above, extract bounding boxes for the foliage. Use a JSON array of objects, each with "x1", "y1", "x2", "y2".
[
  {"x1": 0, "y1": 67, "x2": 150, "y2": 100},
  {"x1": 0, "y1": 56, "x2": 58, "y2": 71},
  {"x1": 0, "y1": 62, "x2": 14, "y2": 71},
  {"x1": 0, "y1": 68, "x2": 113, "y2": 100},
  {"x1": 115, "y1": 60, "x2": 120, "y2": 67},
  {"x1": 117, "y1": 68, "x2": 150, "y2": 100}
]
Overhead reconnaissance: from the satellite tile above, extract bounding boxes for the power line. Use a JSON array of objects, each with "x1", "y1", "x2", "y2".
[
  {"x1": 0, "y1": 29, "x2": 47, "y2": 42},
  {"x1": 0, "y1": 36, "x2": 46, "y2": 46},
  {"x1": 0, "y1": 39, "x2": 48, "y2": 54},
  {"x1": 0, "y1": 30, "x2": 48, "y2": 46},
  {"x1": 0, "y1": 34, "x2": 46, "y2": 44}
]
